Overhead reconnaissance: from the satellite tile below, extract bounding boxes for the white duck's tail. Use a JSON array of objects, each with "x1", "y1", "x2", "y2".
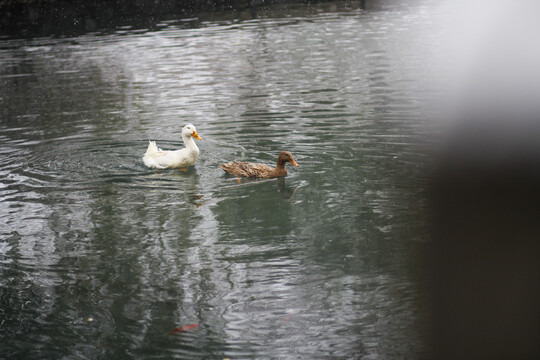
[
  {"x1": 143, "y1": 140, "x2": 166, "y2": 169},
  {"x1": 145, "y1": 140, "x2": 160, "y2": 155}
]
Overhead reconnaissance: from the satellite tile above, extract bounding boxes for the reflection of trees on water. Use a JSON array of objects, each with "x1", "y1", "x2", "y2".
[
  {"x1": 1, "y1": 163, "x2": 223, "y2": 357},
  {"x1": 0, "y1": 43, "x2": 130, "y2": 141},
  {"x1": 52, "y1": 170, "x2": 219, "y2": 356}
]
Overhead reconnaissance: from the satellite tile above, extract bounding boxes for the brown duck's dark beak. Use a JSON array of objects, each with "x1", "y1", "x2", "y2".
[{"x1": 290, "y1": 159, "x2": 299, "y2": 167}]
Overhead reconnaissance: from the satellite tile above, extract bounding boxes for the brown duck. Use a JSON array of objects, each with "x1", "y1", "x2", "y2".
[{"x1": 220, "y1": 151, "x2": 299, "y2": 178}]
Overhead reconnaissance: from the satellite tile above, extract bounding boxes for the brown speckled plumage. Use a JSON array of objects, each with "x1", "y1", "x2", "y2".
[{"x1": 220, "y1": 151, "x2": 298, "y2": 178}]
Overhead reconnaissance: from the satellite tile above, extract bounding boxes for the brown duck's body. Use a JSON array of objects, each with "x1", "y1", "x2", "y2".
[{"x1": 220, "y1": 151, "x2": 298, "y2": 178}]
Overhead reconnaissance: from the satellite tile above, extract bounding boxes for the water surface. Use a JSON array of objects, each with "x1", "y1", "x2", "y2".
[{"x1": 0, "y1": 1, "x2": 440, "y2": 358}]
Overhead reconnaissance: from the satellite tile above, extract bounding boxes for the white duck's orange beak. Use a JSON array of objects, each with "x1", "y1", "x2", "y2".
[
  {"x1": 290, "y1": 159, "x2": 299, "y2": 167},
  {"x1": 192, "y1": 131, "x2": 202, "y2": 140}
]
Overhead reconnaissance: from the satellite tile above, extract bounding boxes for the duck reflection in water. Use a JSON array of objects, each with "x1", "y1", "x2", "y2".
[
  {"x1": 277, "y1": 177, "x2": 298, "y2": 199},
  {"x1": 146, "y1": 167, "x2": 205, "y2": 207}
]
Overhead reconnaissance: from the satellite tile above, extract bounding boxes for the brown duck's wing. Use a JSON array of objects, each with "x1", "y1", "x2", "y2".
[{"x1": 220, "y1": 162, "x2": 274, "y2": 177}]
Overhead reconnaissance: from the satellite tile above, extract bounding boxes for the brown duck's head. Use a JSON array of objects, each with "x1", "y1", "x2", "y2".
[{"x1": 278, "y1": 151, "x2": 299, "y2": 167}]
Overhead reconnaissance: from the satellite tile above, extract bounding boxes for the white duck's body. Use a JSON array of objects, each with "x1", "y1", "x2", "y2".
[{"x1": 142, "y1": 124, "x2": 202, "y2": 169}]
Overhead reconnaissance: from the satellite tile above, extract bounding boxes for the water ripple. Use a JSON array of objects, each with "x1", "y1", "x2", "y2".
[{"x1": 0, "y1": 1, "x2": 439, "y2": 358}]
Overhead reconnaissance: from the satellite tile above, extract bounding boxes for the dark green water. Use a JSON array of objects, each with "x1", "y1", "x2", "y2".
[{"x1": 0, "y1": 1, "x2": 441, "y2": 358}]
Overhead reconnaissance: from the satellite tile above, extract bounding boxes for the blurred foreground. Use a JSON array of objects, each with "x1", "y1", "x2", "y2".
[{"x1": 429, "y1": 1, "x2": 540, "y2": 358}]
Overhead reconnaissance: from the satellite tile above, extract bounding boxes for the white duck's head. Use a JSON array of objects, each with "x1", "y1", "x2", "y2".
[{"x1": 182, "y1": 124, "x2": 202, "y2": 140}]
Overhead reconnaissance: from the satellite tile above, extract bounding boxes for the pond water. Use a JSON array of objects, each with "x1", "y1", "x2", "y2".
[{"x1": 0, "y1": 1, "x2": 442, "y2": 358}]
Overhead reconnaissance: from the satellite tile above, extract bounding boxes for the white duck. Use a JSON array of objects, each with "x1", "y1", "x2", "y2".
[{"x1": 142, "y1": 124, "x2": 202, "y2": 169}]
